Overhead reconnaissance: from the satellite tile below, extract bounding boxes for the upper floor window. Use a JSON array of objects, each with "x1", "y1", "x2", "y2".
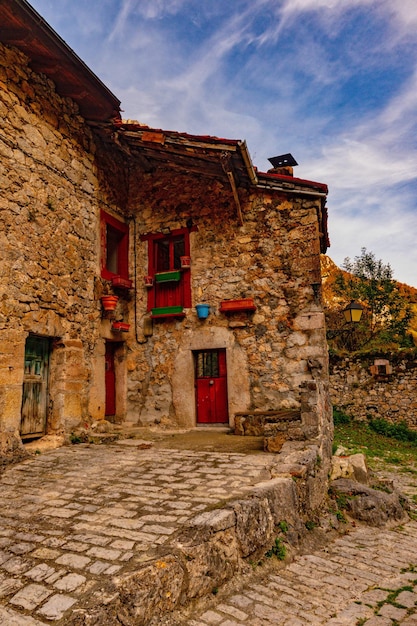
[
  {"x1": 142, "y1": 226, "x2": 195, "y2": 315},
  {"x1": 100, "y1": 210, "x2": 129, "y2": 281},
  {"x1": 155, "y1": 235, "x2": 185, "y2": 272}
]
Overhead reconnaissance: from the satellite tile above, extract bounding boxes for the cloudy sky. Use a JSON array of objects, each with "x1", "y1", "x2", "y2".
[{"x1": 29, "y1": 0, "x2": 417, "y2": 287}]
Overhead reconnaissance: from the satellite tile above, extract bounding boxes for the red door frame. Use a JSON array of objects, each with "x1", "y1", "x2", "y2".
[
  {"x1": 105, "y1": 342, "x2": 116, "y2": 417},
  {"x1": 195, "y1": 349, "x2": 229, "y2": 424}
]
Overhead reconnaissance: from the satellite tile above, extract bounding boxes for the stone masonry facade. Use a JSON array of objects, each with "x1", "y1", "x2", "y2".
[
  {"x1": 329, "y1": 352, "x2": 417, "y2": 427},
  {"x1": 0, "y1": 1, "x2": 332, "y2": 496},
  {"x1": 128, "y1": 164, "x2": 329, "y2": 431},
  {"x1": 0, "y1": 40, "x2": 129, "y2": 454}
]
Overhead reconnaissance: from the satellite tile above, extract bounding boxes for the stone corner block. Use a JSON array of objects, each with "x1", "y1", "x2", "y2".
[
  {"x1": 232, "y1": 497, "x2": 274, "y2": 557},
  {"x1": 251, "y1": 477, "x2": 299, "y2": 524}
]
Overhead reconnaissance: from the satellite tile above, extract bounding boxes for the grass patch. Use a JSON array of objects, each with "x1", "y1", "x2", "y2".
[{"x1": 333, "y1": 419, "x2": 417, "y2": 470}]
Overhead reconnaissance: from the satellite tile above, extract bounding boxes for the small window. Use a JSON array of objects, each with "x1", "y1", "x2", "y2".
[
  {"x1": 101, "y1": 211, "x2": 129, "y2": 280},
  {"x1": 196, "y1": 351, "x2": 219, "y2": 378},
  {"x1": 155, "y1": 235, "x2": 185, "y2": 272}
]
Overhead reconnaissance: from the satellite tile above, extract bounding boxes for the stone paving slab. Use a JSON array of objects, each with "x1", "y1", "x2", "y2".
[
  {"x1": 0, "y1": 440, "x2": 281, "y2": 624},
  {"x1": 157, "y1": 467, "x2": 417, "y2": 626},
  {"x1": 1, "y1": 439, "x2": 415, "y2": 626}
]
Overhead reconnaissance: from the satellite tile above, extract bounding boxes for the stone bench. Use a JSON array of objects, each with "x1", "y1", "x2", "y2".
[{"x1": 234, "y1": 409, "x2": 303, "y2": 452}]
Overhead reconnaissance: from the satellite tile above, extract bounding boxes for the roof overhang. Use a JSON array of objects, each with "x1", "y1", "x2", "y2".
[
  {"x1": 98, "y1": 121, "x2": 258, "y2": 188},
  {"x1": 0, "y1": 0, "x2": 121, "y2": 122}
]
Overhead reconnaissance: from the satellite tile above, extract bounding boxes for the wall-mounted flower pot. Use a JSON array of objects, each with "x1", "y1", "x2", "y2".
[
  {"x1": 151, "y1": 306, "x2": 185, "y2": 319},
  {"x1": 111, "y1": 276, "x2": 133, "y2": 289},
  {"x1": 155, "y1": 270, "x2": 181, "y2": 283},
  {"x1": 144, "y1": 275, "x2": 154, "y2": 287},
  {"x1": 195, "y1": 303, "x2": 210, "y2": 319},
  {"x1": 180, "y1": 256, "x2": 191, "y2": 269},
  {"x1": 111, "y1": 321, "x2": 130, "y2": 333},
  {"x1": 219, "y1": 298, "x2": 256, "y2": 313},
  {"x1": 101, "y1": 295, "x2": 119, "y2": 311}
]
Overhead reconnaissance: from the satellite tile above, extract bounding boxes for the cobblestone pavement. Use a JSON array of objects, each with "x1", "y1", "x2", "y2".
[
  {"x1": 1, "y1": 440, "x2": 417, "y2": 626},
  {"x1": 0, "y1": 439, "x2": 277, "y2": 625},
  {"x1": 158, "y1": 469, "x2": 417, "y2": 626}
]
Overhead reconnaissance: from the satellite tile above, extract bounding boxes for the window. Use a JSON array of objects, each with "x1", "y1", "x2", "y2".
[
  {"x1": 100, "y1": 211, "x2": 129, "y2": 281},
  {"x1": 155, "y1": 235, "x2": 185, "y2": 272},
  {"x1": 195, "y1": 351, "x2": 219, "y2": 378},
  {"x1": 142, "y1": 227, "x2": 193, "y2": 315}
]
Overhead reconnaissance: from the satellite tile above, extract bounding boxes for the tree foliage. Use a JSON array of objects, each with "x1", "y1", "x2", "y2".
[{"x1": 327, "y1": 248, "x2": 413, "y2": 351}]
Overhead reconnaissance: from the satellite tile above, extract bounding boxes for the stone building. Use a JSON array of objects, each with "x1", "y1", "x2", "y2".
[{"x1": 0, "y1": 0, "x2": 332, "y2": 460}]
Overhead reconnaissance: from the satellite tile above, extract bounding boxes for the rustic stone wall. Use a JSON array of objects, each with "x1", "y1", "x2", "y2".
[
  {"x1": 329, "y1": 353, "x2": 417, "y2": 427},
  {"x1": 0, "y1": 42, "x2": 126, "y2": 452},
  {"x1": 127, "y1": 165, "x2": 329, "y2": 436},
  {"x1": 0, "y1": 37, "x2": 331, "y2": 465}
]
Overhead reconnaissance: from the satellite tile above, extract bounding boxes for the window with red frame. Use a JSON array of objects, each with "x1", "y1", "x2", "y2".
[
  {"x1": 143, "y1": 228, "x2": 192, "y2": 312},
  {"x1": 100, "y1": 210, "x2": 129, "y2": 281}
]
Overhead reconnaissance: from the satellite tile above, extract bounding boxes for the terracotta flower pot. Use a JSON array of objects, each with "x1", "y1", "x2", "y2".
[
  {"x1": 180, "y1": 255, "x2": 191, "y2": 269},
  {"x1": 219, "y1": 298, "x2": 256, "y2": 313},
  {"x1": 101, "y1": 295, "x2": 119, "y2": 311},
  {"x1": 111, "y1": 321, "x2": 130, "y2": 332},
  {"x1": 111, "y1": 276, "x2": 133, "y2": 289}
]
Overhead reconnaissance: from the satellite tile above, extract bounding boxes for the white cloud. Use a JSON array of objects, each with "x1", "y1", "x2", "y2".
[{"x1": 27, "y1": 0, "x2": 417, "y2": 286}]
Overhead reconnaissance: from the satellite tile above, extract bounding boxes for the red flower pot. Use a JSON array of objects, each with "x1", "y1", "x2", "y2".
[
  {"x1": 111, "y1": 321, "x2": 130, "y2": 333},
  {"x1": 111, "y1": 276, "x2": 133, "y2": 289},
  {"x1": 180, "y1": 256, "x2": 191, "y2": 269},
  {"x1": 101, "y1": 295, "x2": 119, "y2": 311},
  {"x1": 219, "y1": 298, "x2": 256, "y2": 313}
]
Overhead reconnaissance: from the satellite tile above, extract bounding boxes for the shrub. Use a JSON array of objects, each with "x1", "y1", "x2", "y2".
[
  {"x1": 265, "y1": 538, "x2": 286, "y2": 560},
  {"x1": 333, "y1": 408, "x2": 352, "y2": 425},
  {"x1": 368, "y1": 418, "x2": 417, "y2": 443}
]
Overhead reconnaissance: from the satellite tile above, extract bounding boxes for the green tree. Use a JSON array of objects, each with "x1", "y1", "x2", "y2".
[{"x1": 328, "y1": 248, "x2": 413, "y2": 351}]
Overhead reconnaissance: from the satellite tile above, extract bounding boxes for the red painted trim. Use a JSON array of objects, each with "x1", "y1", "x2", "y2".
[
  {"x1": 258, "y1": 172, "x2": 328, "y2": 193},
  {"x1": 145, "y1": 230, "x2": 192, "y2": 311},
  {"x1": 140, "y1": 225, "x2": 198, "y2": 242},
  {"x1": 100, "y1": 210, "x2": 130, "y2": 280}
]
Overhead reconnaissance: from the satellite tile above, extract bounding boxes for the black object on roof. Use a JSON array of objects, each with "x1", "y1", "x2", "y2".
[{"x1": 268, "y1": 154, "x2": 298, "y2": 168}]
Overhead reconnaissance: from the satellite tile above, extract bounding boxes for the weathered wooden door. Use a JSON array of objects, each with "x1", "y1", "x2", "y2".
[
  {"x1": 105, "y1": 342, "x2": 116, "y2": 417},
  {"x1": 195, "y1": 349, "x2": 229, "y2": 424},
  {"x1": 20, "y1": 335, "x2": 50, "y2": 439}
]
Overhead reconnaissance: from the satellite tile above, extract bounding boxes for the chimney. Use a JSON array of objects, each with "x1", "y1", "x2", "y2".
[{"x1": 267, "y1": 153, "x2": 298, "y2": 177}]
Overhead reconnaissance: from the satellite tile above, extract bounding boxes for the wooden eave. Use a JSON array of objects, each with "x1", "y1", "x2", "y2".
[
  {"x1": 0, "y1": 0, "x2": 121, "y2": 122},
  {"x1": 98, "y1": 122, "x2": 256, "y2": 188}
]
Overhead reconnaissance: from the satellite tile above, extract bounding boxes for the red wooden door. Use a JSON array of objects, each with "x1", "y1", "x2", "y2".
[
  {"x1": 105, "y1": 342, "x2": 116, "y2": 416},
  {"x1": 195, "y1": 349, "x2": 229, "y2": 424}
]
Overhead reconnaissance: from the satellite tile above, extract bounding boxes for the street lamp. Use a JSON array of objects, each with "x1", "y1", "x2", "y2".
[{"x1": 343, "y1": 300, "x2": 364, "y2": 324}]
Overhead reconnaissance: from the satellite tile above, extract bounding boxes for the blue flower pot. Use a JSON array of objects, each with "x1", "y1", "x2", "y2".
[{"x1": 195, "y1": 304, "x2": 210, "y2": 319}]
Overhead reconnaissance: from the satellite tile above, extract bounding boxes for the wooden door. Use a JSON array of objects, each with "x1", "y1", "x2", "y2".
[
  {"x1": 195, "y1": 349, "x2": 229, "y2": 424},
  {"x1": 105, "y1": 342, "x2": 116, "y2": 417},
  {"x1": 20, "y1": 335, "x2": 50, "y2": 439}
]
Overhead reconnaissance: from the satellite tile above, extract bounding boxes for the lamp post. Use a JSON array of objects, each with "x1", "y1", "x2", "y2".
[
  {"x1": 343, "y1": 300, "x2": 364, "y2": 324},
  {"x1": 327, "y1": 301, "x2": 364, "y2": 350}
]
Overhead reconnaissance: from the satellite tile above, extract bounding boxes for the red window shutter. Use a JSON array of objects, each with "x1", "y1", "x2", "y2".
[{"x1": 145, "y1": 229, "x2": 192, "y2": 312}]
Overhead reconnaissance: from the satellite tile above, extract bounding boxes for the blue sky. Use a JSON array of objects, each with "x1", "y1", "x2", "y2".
[{"x1": 29, "y1": 0, "x2": 417, "y2": 287}]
